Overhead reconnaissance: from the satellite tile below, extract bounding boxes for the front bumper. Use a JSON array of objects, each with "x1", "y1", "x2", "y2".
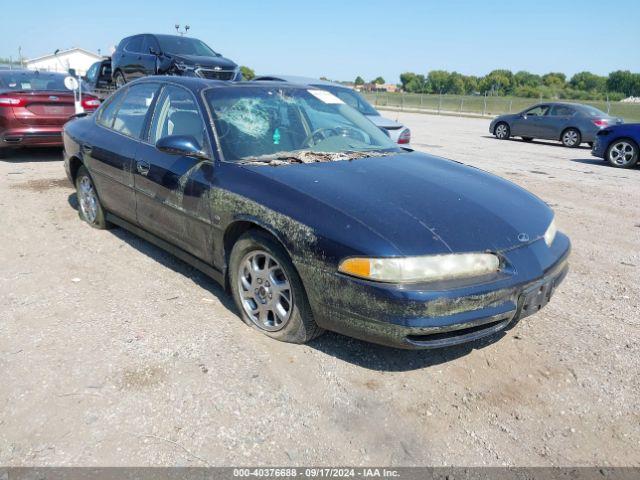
[
  {"x1": 591, "y1": 136, "x2": 606, "y2": 158},
  {"x1": 300, "y1": 233, "x2": 571, "y2": 349}
]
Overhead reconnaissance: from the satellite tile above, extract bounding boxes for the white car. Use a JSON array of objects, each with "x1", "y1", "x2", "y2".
[{"x1": 253, "y1": 75, "x2": 411, "y2": 144}]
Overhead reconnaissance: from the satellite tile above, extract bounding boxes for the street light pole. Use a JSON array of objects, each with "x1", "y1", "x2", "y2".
[{"x1": 174, "y1": 24, "x2": 190, "y2": 36}]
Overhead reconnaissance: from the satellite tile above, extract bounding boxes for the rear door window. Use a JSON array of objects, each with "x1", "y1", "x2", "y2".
[
  {"x1": 550, "y1": 105, "x2": 575, "y2": 116},
  {"x1": 126, "y1": 36, "x2": 143, "y2": 53},
  {"x1": 111, "y1": 83, "x2": 160, "y2": 139},
  {"x1": 96, "y1": 89, "x2": 127, "y2": 128}
]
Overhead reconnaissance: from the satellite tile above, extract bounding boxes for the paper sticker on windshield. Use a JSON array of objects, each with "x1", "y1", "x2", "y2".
[{"x1": 308, "y1": 89, "x2": 344, "y2": 104}]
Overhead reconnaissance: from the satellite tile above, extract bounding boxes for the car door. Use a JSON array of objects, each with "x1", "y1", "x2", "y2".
[
  {"x1": 140, "y1": 35, "x2": 160, "y2": 76},
  {"x1": 122, "y1": 35, "x2": 144, "y2": 79},
  {"x1": 84, "y1": 83, "x2": 159, "y2": 222},
  {"x1": 133, "y1": 83, "x2": 215, "y2": 262},
  {"x1": 543, "y1": 104, "x2": 576, "y2": 140},
  {"x1": 511, "y1": 104, "x2": 550, "y2": 137}
]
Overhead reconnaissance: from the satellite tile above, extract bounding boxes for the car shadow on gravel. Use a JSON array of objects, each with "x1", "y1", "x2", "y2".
[
  {"x1": 307, "y1": 328, "x2": 506, "y2": 372},
  {"x1": 1, "y1": 147, "x2": 63, "y2": 163},
  {"x1": 482, "y1": 136, "x2": 591, "y2": 149},
  {"x1": 570, "y1": 158, "x2": 639, "y2": 171},
  {"x1": 67, "y1": 193, "x2": 237, "y2": 314},
  {"x1": 68, "y1": 192, "x2": 508, "y2": 371}
]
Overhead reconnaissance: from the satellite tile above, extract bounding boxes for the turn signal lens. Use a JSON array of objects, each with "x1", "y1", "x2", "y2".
[
  {"x1": 338, "y1": 253, "x2": 500, "y2": 283},
  {"x1": 338, "y1": 258, "x2": 371, "y2": 278}
]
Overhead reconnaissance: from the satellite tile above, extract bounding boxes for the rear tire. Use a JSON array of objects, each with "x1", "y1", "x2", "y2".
[
  {"x1": 561, "y1": 128, "x2": 581, "y2": 148},
  {"x1": 75, "y1": 166, "x2": 110, "y2": 229},
  {"x1": 229, "y1": 230, "x2": 323, "y2": 344},
  {"x1": 606, "y1": 138, "x2": 638, "y2": 169},
  {"x1": 494, "y1": 122, "x2": 510, "y2": 140},
  {"x1": 0, "y1": 148, "x2": 8, "y2": 159}
]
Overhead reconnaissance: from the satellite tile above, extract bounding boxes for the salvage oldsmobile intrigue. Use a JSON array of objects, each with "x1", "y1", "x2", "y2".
[{"x1": 63, "y1": 77, "x2": 570, "y2": 349}]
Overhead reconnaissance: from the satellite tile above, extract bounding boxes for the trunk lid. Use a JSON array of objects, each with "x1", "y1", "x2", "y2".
[{"x1": 12, "y1": 91, "x2": 76, "y2": 126}]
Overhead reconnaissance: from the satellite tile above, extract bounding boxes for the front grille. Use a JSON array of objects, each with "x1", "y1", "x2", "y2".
[{"x1": 195, "y1": 68, "x2": 235, "y2": 81}]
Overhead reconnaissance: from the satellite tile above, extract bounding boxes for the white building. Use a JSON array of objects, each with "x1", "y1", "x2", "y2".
[{"x1": 25, "y1": 48, "x2": 103, "y2": 76}]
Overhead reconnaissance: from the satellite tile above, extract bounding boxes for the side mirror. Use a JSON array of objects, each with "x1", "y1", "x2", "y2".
[
  {"x1": 149, "y1": 47, "x2": 160, "y2": 56},
  {"x1": 156, "y1": 135, "x2": 210, "y2": 160}
]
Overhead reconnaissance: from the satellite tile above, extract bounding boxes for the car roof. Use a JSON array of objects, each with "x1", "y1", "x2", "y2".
[
  {"x1": 0, "y1": 69, "x2": 66, "y2": 77},
  {"x1": 131, "y1": 76, "x2": 314, "y2": 93},
  {"x1": 253, "y1": 74, "x2": 350, "y2": 90}
]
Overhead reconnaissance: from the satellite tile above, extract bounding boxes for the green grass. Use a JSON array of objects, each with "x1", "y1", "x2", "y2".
[{"x1": 362, "y1": 92, "x2": 640, "y2": 123}]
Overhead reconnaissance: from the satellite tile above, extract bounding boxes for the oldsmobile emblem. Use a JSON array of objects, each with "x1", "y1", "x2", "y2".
[
  {"x1": 517, "y1": 232, "x2": 530, "y2": 242},
  {"x1": 49, "y1": 96, "x2": 59, "y2": 101}
]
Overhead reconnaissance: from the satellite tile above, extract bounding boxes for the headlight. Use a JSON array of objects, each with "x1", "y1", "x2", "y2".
[
  {"x1": 175, "y1": 62, "x2": 194, "y2": 71},
  {"x1": 338, "y1": 253, "x2": 500, "y2": 283},
  {"x1": 544, "y1": 218, "x2": 557, "y2": 247}
]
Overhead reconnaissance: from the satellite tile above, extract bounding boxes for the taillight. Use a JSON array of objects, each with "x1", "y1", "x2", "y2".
[
  {"x1": 81, "y1": 97, "x2": 101, "y2": 109},
  {"x1": 0, "y1": 95, "x2": 26, "y2": 107},
  {"x1": 398, "y1": 128, "x2": 411, "y2": 144},
  {"x1": 593, "y1": 119, "x2": 609, "y2": 127}
]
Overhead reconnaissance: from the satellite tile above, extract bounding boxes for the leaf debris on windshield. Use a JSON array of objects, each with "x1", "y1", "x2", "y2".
[{"x1": 240, "y1": 150, "x2": 393, "y2": 166}]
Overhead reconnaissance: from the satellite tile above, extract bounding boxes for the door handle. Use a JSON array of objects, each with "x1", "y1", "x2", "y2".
[{"x1": 136, "y1": 160, "x2": 150, "y2": 176}]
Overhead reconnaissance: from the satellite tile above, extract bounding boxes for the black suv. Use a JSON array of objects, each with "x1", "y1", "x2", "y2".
[{"x1": 111, "y1": 33, "x2": 240, "y2": 86}]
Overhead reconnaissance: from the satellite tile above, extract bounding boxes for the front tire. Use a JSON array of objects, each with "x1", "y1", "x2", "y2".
[
  {"x1": 114, "y1": 71, "x2": 127, "y2": 89},
  {"x1": 561, "y1": 128, "x2": 581, "y2": 148},
  {"x1": 494, "y1": 122, "x2": 510, "y2": 140},
  {"x1": 606, "y1": 139, "x2": 639, "y2": 168},
  {"x1": 229, "y1": 230, "x2": 323, "y2": 344},
  {"x1": 75, "y1": 166, "x2": 110, "y2": 229}
]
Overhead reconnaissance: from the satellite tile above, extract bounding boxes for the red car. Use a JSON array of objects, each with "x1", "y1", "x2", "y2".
[{"x1": 0, "y1": 70, "x2": 100, "y2": 158}]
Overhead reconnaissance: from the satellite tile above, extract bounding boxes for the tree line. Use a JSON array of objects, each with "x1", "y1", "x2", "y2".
[{"x1": 390, "y1": 70, "x2": 640, "y2": 101}]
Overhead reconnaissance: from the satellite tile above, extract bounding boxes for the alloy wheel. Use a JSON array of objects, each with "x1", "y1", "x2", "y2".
[
  {"x1": 237, "y1": 250, "x2": 293, "y2": 332},
  {"x1": 562, "y1": 130, "x2": 579, "y2": 147},
  {"x1": 78, "y1": 176, "x2": 98, "y2": 223},
  {"x1": 608, "y1": 141, "x2": 636, "y2": 167},
  {"x1": 495, "y1": 124, "x2": 508, "y2": 139}
]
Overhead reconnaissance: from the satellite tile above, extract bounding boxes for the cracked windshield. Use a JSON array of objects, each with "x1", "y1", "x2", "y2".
[{"x1": 205, "y1": 86, "x2": 403, "y2": 165}]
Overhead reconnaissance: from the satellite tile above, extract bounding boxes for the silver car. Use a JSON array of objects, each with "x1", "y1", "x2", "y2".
[
  {"x1": 490, "y1": 102, "x2": 623, "y2": 147},
  {"x1": 253, "y1": 75, "x2": 411, "y2": 144}
]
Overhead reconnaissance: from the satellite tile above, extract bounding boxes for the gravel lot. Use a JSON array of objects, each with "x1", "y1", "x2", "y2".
[{"x1": 1, "y1": 112, "x2": 638, "y2": 467}]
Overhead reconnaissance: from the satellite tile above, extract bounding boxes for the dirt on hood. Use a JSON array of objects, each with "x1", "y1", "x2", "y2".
[{"x1": 240, "y1": 150, "x2": 393, "y2": 166}]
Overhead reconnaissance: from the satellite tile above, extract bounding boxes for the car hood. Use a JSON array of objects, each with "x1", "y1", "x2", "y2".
[
  {"x1": 242, "y1": 152, "x2": 554, "y2": 256},
  {"x1": 167, "y1": 53, "x2": 237, "y2": 69},
  {"x1": 491, "y1": 113, "x2": 519, "y2": 124},
  {"x1": 367, "y1": 115, "x2": 403, "y2": 129}
]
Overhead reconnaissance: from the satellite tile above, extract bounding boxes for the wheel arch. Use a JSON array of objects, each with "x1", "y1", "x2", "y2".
[
  {"x1": 608, "y1": 136, "x2": 639, "y2": 149},
  {"x1": 494, "y1": 120, "x2": 509, "y2": 134},
  {"x1": 559, "y1": 126, "x2": 582, "y2": 142},
  {"x1": 222, "y1": 218, "x2": 297, "y2": 291},
  {"x1": 68, "y1": 155, "x2": 84, "y2": 183}
]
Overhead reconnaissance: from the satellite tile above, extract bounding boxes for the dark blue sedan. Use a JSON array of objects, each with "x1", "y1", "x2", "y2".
[
  {"x1": 592, "y1": 123, "x2": 640, "y2": 168},
  {"x1": 63, "y1": 76, "x2": 570, "y2": 349}
]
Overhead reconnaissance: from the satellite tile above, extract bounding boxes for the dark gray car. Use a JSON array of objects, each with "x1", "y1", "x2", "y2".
[{"x1": 489, "y1": 102, "x2": 623, "y2": 147}]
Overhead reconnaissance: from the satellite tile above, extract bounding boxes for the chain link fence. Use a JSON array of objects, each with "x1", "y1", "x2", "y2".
[{"x1": 362, "y1": 91, "x2": 640, "y2": 122}]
